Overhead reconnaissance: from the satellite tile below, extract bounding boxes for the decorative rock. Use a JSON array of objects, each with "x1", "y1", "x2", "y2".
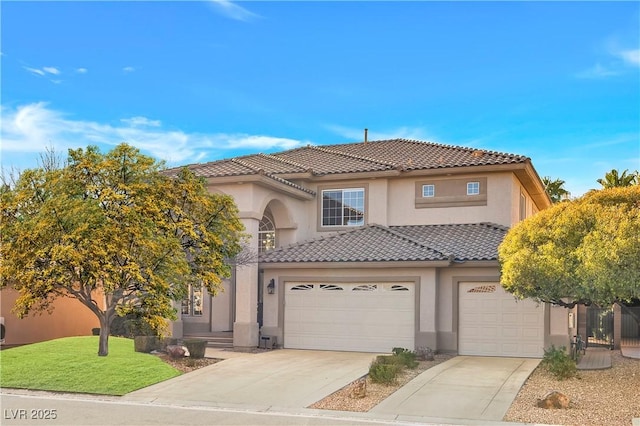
[
  {"x1": 349, "y1": 377, "x2": 367, "y2": 399},
  {"x1": 537, "y1": 391, "x2": 570, "y2": 409},
  {"x1": 416, "y1": 346, "x2": 435, "y2": 361},
  {"x1": 166, "y1": 345, "x2": 190, "y2": 359}
]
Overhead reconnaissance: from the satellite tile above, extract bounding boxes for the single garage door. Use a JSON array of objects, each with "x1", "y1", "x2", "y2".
[
  {"x1": 459, "y1": 282, "x2": 544, "y2": 357},
  {"x1": 284, "y1": 282, "x2": 414, "y2": 352}
]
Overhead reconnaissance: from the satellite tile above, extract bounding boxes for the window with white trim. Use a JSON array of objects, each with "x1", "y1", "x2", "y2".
[
  {"x1": 422, "y1": 184, "x2": 435, "y2": 198},
  {"x1": 467, "y1": 181, "x2": 480, "y2": 195},
  {"x1": 258, "y1": 214, "x2": 276, "y2": 253},
  {"x1": 181, "y1": 284, "x2": 203, "y2": 316},
  {"x1": 321, "y1": 188, "x2": 365, "y2": 227}
]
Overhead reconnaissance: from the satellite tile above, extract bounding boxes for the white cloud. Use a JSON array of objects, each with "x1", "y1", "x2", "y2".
[
  {"x1": 43, "y1": 67, "x2": 60, "y2": 75},
  {"x1": 24, "y1": 66, "x2": 45, "y2": 76},
  {"x1": 207, "y1": 0, "x2": 260, "y2": 22},
  {"x1": 575, "y1": 63, "x2": 621, "y2": 79},
  {"x1": 222, "y1": 134, "x2": 305, "y2": 150},
  {"x1": 0, "y1": 103, "x2": 307, "y2": 169},
  {"x1": 121, "y1": 116, "x2": 162, "y2": 127},
  {"x1": 123, "y1": 66, "x2": 135, "y2": 73},
  {"x1": 326, "y1": 124, "x2": 434, "y2": 142},
  {"x1": 617, "y1": 49, "x2": 640, "y2": 66},
  {"x1": 76, "y1": 68, "x2": 88, "y2": 74}
]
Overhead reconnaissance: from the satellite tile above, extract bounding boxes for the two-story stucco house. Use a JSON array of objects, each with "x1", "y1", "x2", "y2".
[{"x1": 171, "y1": 138, "x2": 572, "y2": 357}]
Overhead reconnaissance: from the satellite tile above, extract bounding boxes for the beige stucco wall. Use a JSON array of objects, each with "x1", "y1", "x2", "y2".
[
  {"x1": 1, "y1": 288, "x2": 99, "y2": 346},
  {"x1": 212, "y1": 169, "x2": 540, "y2": 249},
  {"x1": 210, "y1": 280, "x2": 233, "y2": 332},
  {"x1": 388, "y1": 173, "x2": 512, "y2": 227},
  {"x1": 509, "y1": 174, "x2": 545, "y2": 224}
]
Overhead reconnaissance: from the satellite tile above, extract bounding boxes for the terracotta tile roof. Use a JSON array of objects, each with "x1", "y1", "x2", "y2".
[
  {"x1": 390, "y1": 223, "x2": 509, "y2": 261},
  {"x1": 330, "y1": 139, "x2": 527, "y2": 171},
  {"x1": 259, "y1": 223, "x2": 507, "y2": 264},
  {"x1": 169, "y1": 139, "x2": 528, "y2": 179}
]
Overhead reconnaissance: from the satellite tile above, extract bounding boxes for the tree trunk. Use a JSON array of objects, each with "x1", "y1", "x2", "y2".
[{"x1": 98, "y1": 319, "x2": 110, "y2": 356}]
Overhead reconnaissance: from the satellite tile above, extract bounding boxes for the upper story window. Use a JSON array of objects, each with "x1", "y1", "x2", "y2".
[
  {"x1": 422, "y1": 184, "x2": 435, "y2": 198},
  {"x1": 415, "y1": 177, "x2": 487, "y2": 209},
  {"x1": 258, "y1": 214, "x2": 276, "y2": 253},
  {"x1": 322, "y1": 188, "x2": 365, "y2": 227}
]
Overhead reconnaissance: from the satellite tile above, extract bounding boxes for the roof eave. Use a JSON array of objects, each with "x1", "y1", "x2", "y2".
[
  {"x1": 205, "y1": 174, "x2": 315, "y2": 200},
  {"x1": 259, "y1": 260, "x2": 453, "y2": 269},
  {"x1": 513, "y1": 160, "x2": 552, "y2": 210},
  {"x1": 398, "y1": 162, "x2": 527, "y2": 177},
  {"x1": 300, "y1": 169, "x2": 401, "y2": 181}
]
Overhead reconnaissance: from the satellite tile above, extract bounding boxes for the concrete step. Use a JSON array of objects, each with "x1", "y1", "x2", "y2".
[{"x1": 181, "y1": 334, "x2": 233, "y2": 348}]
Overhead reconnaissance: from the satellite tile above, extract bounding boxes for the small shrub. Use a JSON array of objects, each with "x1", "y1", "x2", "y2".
[
  {"x1": 369, "y1": 360, "x2": 401, "y2": 385},
  {"x1": 541, "y1": 345, "x2": 577, "y2": 380},
  {"x1": 134, "y1": 336, "x2": 158, "y2": 353},
  {"x1": 376, "y1": 355, "x2": 404, "y2": 366},
  {"x1": 183, "y1": 339, "x2": 206, "y2": 359},
  {"x1": 392, "y1": 347, "x2": 418, "y2": 369},
  {"x1": 111, "y1": 313, "x2": 156, "y2": 338}
]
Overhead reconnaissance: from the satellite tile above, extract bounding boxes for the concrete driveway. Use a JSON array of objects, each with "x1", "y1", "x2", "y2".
[
  {"x1": 124, "y1": 349, "x2": 376, "y2": 411},
  {"x1": 371, "y1": 356, "x2": 540, "y2": 423}
]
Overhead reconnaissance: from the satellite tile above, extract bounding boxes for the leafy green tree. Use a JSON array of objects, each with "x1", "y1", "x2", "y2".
[
  {"x1": 542, "y1": 177, "x2": 570, "y2": 203},
  {"x1": 597, "y1": 169, "x2": 638, "y2": 188},
  {"x1": 499, "y1": 186, "x2": 640, "y2": 309},
  {"x1": 1, "y1": 144, "x2": 244, "y2": 356}
]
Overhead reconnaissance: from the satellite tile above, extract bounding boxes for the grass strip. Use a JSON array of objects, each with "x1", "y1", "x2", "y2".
[{"x1": 0, "y1": 336, "x2": 181, "y2": 395}]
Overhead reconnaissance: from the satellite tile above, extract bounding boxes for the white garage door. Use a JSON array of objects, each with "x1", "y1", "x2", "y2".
[
  {"x1": 459, "y1": 282, "x2": 544, "y2": 358},
  {"x1": 284, "y1": 282, "x2": 414, "y2": 352}
]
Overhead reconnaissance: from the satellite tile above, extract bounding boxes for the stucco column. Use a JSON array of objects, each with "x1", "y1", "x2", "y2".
[
  {"x1": 233, "y1": 217, "x2": 259, "y2": 348},
  {"x1": 417, "y1": 270, "x2": 437, "y2": 350}
]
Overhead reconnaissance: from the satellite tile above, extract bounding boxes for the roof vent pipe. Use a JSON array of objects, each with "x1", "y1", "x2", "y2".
[{"x1": 364, "y1": 128, "x2": 368, "y2": 144}]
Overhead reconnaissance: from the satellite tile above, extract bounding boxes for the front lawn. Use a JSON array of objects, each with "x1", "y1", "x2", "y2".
[{"x1": 0, "y1": 336, "x2": 181, "y2": 395}]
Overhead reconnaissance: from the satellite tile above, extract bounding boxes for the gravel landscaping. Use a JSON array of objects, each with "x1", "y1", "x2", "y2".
[
  {"x1": 157, "y1": 354, "x2": 221, "y2": 373},
  {"x1": 308, "y1": 350, "x2": 638, "y2": 426},
  {"x1": 309, "y1": 354, "x2": 454, "y2": 412},
  {"x1": 505, "y1": 351, "x2": 640, "y2": 426}
]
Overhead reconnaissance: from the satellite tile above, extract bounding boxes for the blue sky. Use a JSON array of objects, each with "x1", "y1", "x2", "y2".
[{"x1": 1, "y1": 1, "x2": 639, "y2": 196}]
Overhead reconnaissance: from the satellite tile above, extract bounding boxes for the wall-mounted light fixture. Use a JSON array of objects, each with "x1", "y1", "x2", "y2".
[{"x1": 267, "y1": 278, "x2": 276, "y2": 295}]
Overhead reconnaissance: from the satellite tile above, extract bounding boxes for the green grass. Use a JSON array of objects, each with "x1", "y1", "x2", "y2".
[{"x1": 0, "y1": 336, "x2": 181, "y2": 395}]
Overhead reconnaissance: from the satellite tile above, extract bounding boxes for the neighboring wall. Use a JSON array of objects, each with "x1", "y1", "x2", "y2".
[{"x1": 1, "y1": 288, "x2": 99, "y2": 346}]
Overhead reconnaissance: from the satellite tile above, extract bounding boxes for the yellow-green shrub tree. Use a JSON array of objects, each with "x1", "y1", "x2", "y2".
[
  {"x1": 1, "y1": 144, "x2": 244, "y2": 356},
  {"x1": 499, "y1": 186, "x2": 640, "y2": 308}
]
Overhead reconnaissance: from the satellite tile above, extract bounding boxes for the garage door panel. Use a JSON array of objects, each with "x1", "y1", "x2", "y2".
[
  {"x1": 284, "y1": 282, "x2": 414, "y2": 353},
  {"x1": 459, "y1": 282, "x2": 544, "y2": 358}
]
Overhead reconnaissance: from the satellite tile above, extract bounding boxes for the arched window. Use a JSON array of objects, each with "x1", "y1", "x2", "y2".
[{"x1": 258, "y1": 214, "x2": 276, "y2": 253}]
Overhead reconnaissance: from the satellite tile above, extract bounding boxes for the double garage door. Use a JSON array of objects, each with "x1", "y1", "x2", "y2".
[
  {"x1": 459, "y1": 282, "x2": 544, "y2": 358},
  {"x1": 284, "y1": 282, "x2": 414, "y2": 353},
  {"x1": 283, "y1": 280, "x2": 543, "y2": 357}
]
